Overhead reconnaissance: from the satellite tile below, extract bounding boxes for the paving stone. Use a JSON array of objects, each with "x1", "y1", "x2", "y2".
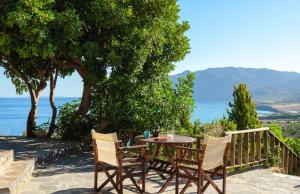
[
  {"x1": 20, "y1": 152, "x2": 300, "y2": 194},
  {"x1": 39, "y1": 185, "x2": 58, "y2": 190},
  {"x1": 0, "y1": 150, "x2": 13, "y2": 171},
  {"x1": 0, "y1": 159, "x2": 34, "y2": 194}
]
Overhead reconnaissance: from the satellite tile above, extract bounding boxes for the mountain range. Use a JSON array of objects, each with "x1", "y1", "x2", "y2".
[{"x1": 170, "y1": 67, "x2": 300, "y2": 102}]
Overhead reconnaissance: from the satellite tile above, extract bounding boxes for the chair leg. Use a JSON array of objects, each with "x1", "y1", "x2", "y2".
[
  {"x1": 98, "y1": 170, "x2": 118, "y2": 192},
  {"x1": 119, "y1": 171, "x2": 123, "y2": 194},
  {"x1": 223, "y1": 166, "x2": 227, "y2": 194},
  {"x1": 175, "y1": 168, "x2": 179, "y2": 194},
  {"x1": 141, "y1": 161, "x2": 146, "y2": 193},
  {"x1": 94, "y1": 167, "x2": 98, "y2": 193},
  {"x1": 199, "y1": 170, "x2": 204, "y2": 194}
]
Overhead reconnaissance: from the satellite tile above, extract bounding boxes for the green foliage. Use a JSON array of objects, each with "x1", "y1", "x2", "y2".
[
  {"x1": 177, "y1": 119, "x2": 205, "y2": 138},
  {"x1": 219, "y1": 117, "x2": 237, "y2": 132},
  {"x1": 267, "y1": 145, "x2": 281, "y2": 167},
  {"x1": 269, "y1": 124, "x2": 284, "y2": 139},
  {"x1": 269, "y1": 124, "x2": 300, "y2": 156},
  {"x1": 55, "y1": 101, "x2": 96, "y2": 140},
  {"x1": 227, "y1": 83, "x2": 259, "y2": 130},
  {"x1": 51, "y1": 0, "x2": 191, "y2": 139},
  {"x1": 91, "y1": 72, "x2": 195, "y2": 135},
  {"x1": 1, "y1": 0, "x2": 191, "y2": 140}
]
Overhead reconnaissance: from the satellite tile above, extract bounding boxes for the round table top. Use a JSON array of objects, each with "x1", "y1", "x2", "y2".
[{"x1": 136, "y1": 134, "x2": 196, "y2": 144}]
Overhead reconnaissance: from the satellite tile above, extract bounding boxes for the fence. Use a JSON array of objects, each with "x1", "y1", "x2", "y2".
[{"x1": 225, "y1": 127, "x2": 300, "y2": 174}]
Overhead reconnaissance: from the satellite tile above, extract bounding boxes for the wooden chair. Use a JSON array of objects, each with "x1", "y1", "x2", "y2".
[
  {"x1": 91, "y1": 130, "x2": 146, "y2": 194},
  {"x1": 175, "y1": 135, "x2": 231, "y2": 194}
]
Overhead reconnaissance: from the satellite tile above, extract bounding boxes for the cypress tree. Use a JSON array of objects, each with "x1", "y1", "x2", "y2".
[{"x1": 227, "y1": 83, "x2": 259, "y2": 130}]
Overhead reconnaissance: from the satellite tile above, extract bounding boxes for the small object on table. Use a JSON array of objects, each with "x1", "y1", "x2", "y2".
[
  {"x1": 126, "y1": 138, "x2": 131, "y2": 147},
  {"x1": 154, "y1": 136, "x2": 167, "y2": 141},
  {"x1": 167, "y1": 134, "x2": 174, "y2": 139},
  {"x1": 143, "y1": 130, "x2": 150, "y2": 139},
  {"x1": 152, "y1": 126, "x2": 160, "y2": 137}
]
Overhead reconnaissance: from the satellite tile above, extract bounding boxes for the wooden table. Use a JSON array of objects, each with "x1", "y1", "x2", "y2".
[{"x1": 136, "y1": 134, "x2": 196, "y2": 193}]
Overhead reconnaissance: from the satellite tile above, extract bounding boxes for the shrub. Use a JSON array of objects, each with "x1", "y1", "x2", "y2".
[
  {"x1": 269, "y1": 124, "x2": 300, "y2": 156},
  {"x1": 267, "y1": 145, "x2": 281, "y2": 167},
  {"x1": 55, "y1": 101, "x2": 96, "y2": 140},
  {"x1": 177, "y1": 119, "x2": 205, "y2": 138}
]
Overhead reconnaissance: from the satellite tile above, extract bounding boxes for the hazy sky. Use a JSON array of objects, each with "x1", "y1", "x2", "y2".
[{"x1": 1, "y1": 0, "x2": 300, "y2": 97}]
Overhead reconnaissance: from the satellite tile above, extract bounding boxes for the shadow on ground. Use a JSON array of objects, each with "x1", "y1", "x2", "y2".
[
  {"x1": 33, "y1": 152, "x2": 94, "y2": 177},
  {"x1": 0, "y1": 136, "x2": 78, "y2": 161}
]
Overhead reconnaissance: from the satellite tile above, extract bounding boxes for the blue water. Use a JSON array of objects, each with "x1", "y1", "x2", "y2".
[
  {"x1": 0, "y1": 97, "x2": 78, "y2": 136},
  {"x1": 0, "y1": 98, "x2": 274, "y2": 136},
  {"x1": 192, "y1": 101, "x2": 274, "y2": 122}
]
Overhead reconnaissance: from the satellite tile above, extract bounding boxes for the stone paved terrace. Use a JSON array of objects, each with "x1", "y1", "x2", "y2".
[
  {"x1": 0, "y1": 136, "x2": 79, "y2": 163},
  {"x1": 21, "y1": 152, "x2": 300, "y2": 194}
]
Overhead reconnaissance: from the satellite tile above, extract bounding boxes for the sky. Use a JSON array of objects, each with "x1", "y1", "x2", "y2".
[{"x1": 1, "y1": 0, "x2": 300, "y2": 97}]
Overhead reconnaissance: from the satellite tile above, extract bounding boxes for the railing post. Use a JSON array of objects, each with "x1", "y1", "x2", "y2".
[
  {"x1": 230, "y1": 134, "x2": 235, "y2": 166},
  {"x1": 270, "y1": 134, "x2": 275, "y2": 154},
  {"x1": 237, "y1": 134, "x2": 242, "y2": 165},
  {"x1": 263, "y1": 130, "x2": 268, "y2": 161},
  {"x1": 289, "y1": 152, "x2": 293, "y2": 174},
  {"x1": 250, "y1": 132, "x2": 255, "y2": 162},
  {"x1": 294, "y1": 156, "x2": 298, "y2": 170},
  {"x1": 284, "y1": 147, "x2": 289, "y2": 173},
  {"x1": 243, "y1": 132, "x2": 249, "y2": 164},
  {"x1": 256, "y1": 131, "x2": 261, "y2": 161},
  {"x1": 280, "y1": 143, "x2": 284, "y2": 169}
]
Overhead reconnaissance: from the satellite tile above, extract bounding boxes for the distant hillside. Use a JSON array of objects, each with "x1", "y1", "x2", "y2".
[{"x1": 170, "y1": 67, "x2": 300, "y2": 102}]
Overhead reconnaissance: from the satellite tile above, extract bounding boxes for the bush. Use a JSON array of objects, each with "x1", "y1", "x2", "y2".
[
  {"x1": 34, "y1": 122, "x2": 49, "y2": 138},
  {"x1": 55, "y1": 101, "x2": 96, "y2": 140},
  {"x1": 177, "y1": 119, "x2": 205, "y2": 138},
  {"x1": 269, "y1": 124, "x2": 300, "y2": 156},
  {"x1": 177, "y1": 118, "x2": 236, "y2": 138},
  {"x1": 267, "y1": 145, "x2": 281, "y2": 167}
]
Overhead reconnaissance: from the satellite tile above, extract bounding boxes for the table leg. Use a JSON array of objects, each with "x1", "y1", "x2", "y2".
[
  {"x1": 158, "y1": 170, "x2": 176, "y2": 193},
  {"x1": 138, "y1": 143, "x2": 162, "y2": 184},
  {"x1": 158, "y1": 143, "x2": 193, "y2": 193}
]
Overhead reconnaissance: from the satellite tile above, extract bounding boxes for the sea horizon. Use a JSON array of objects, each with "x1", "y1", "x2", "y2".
[{"x1": 0, "y1": 97, "x2": 274, "y2": 136}]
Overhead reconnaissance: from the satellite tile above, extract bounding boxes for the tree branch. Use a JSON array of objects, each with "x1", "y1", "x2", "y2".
[
  {"x1": 51, "y1": 57, "x2": 88, "y2": 79},
  {"x1": 3, "y1": 59, "x2": 34, "y2": 95}
]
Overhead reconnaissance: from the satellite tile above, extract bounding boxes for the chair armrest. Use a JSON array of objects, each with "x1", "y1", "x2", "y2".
[
  {"x1": 119, "y1": 145, "x2": 147, "y2": 159},
  {"x1": 119, "y1": 145, "x2": 148, "y2": 150},
  {"x1": 176, "y1": 146, "x2": 203, "y2": 165},
  {"x1": 176, "y1": 146, "x2": 202, "y2": 152}
]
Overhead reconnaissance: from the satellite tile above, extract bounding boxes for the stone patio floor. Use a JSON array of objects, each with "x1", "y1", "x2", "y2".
[
  {"x1": 21, "y1": 152, "x2": 300, "y2": 194},
  {"x1": 0, "y1": 136, "x2": 78, "y2": 161}
]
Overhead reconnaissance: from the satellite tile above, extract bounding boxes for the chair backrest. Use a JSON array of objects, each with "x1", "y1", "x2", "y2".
[
  {"x1": 91, "y1": 130, "x2": 119, "y2": 166},
  {"x1": 202, "y1": 135, "x2": 231, "y2": 170}
]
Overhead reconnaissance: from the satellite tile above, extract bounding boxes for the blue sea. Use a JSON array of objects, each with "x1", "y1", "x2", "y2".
[{"x1": 0, "y1": 98, "x2": 274, "y2": 136}]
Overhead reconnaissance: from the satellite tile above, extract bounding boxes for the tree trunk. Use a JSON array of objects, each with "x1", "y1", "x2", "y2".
[
  {"x1": 3, "y1": 60, "x2": 48, "y2": 138},
  {"x1": 51, "y1": 59, "x2": 92, "y2": 116},
  {"x1": 61, "y1": 81, "x2": 91, "y2": 140},
  {"x1": 26, "y1": 95, "x2": 37, "y2": 137},
  {"x1": 47, "y1": 69, "x2": 58, "y2": 138},
  {"x1": 26, "y1": 81, "x2": 47, "y2": 137},
  {"x1": 77, "y1": 81, "x2": 91, "y2": 115}
]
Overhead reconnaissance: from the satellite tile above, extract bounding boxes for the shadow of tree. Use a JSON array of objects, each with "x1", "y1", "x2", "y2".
[
  {"x1": 33, "y1": 152, "x2": 94, "y2": 177},
  {"x1": 0, "y1": 136, "x2": 78, "y2": 161},
  {"x1": 52, "y1": 188, "x2": 93, "y2": 194}
]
